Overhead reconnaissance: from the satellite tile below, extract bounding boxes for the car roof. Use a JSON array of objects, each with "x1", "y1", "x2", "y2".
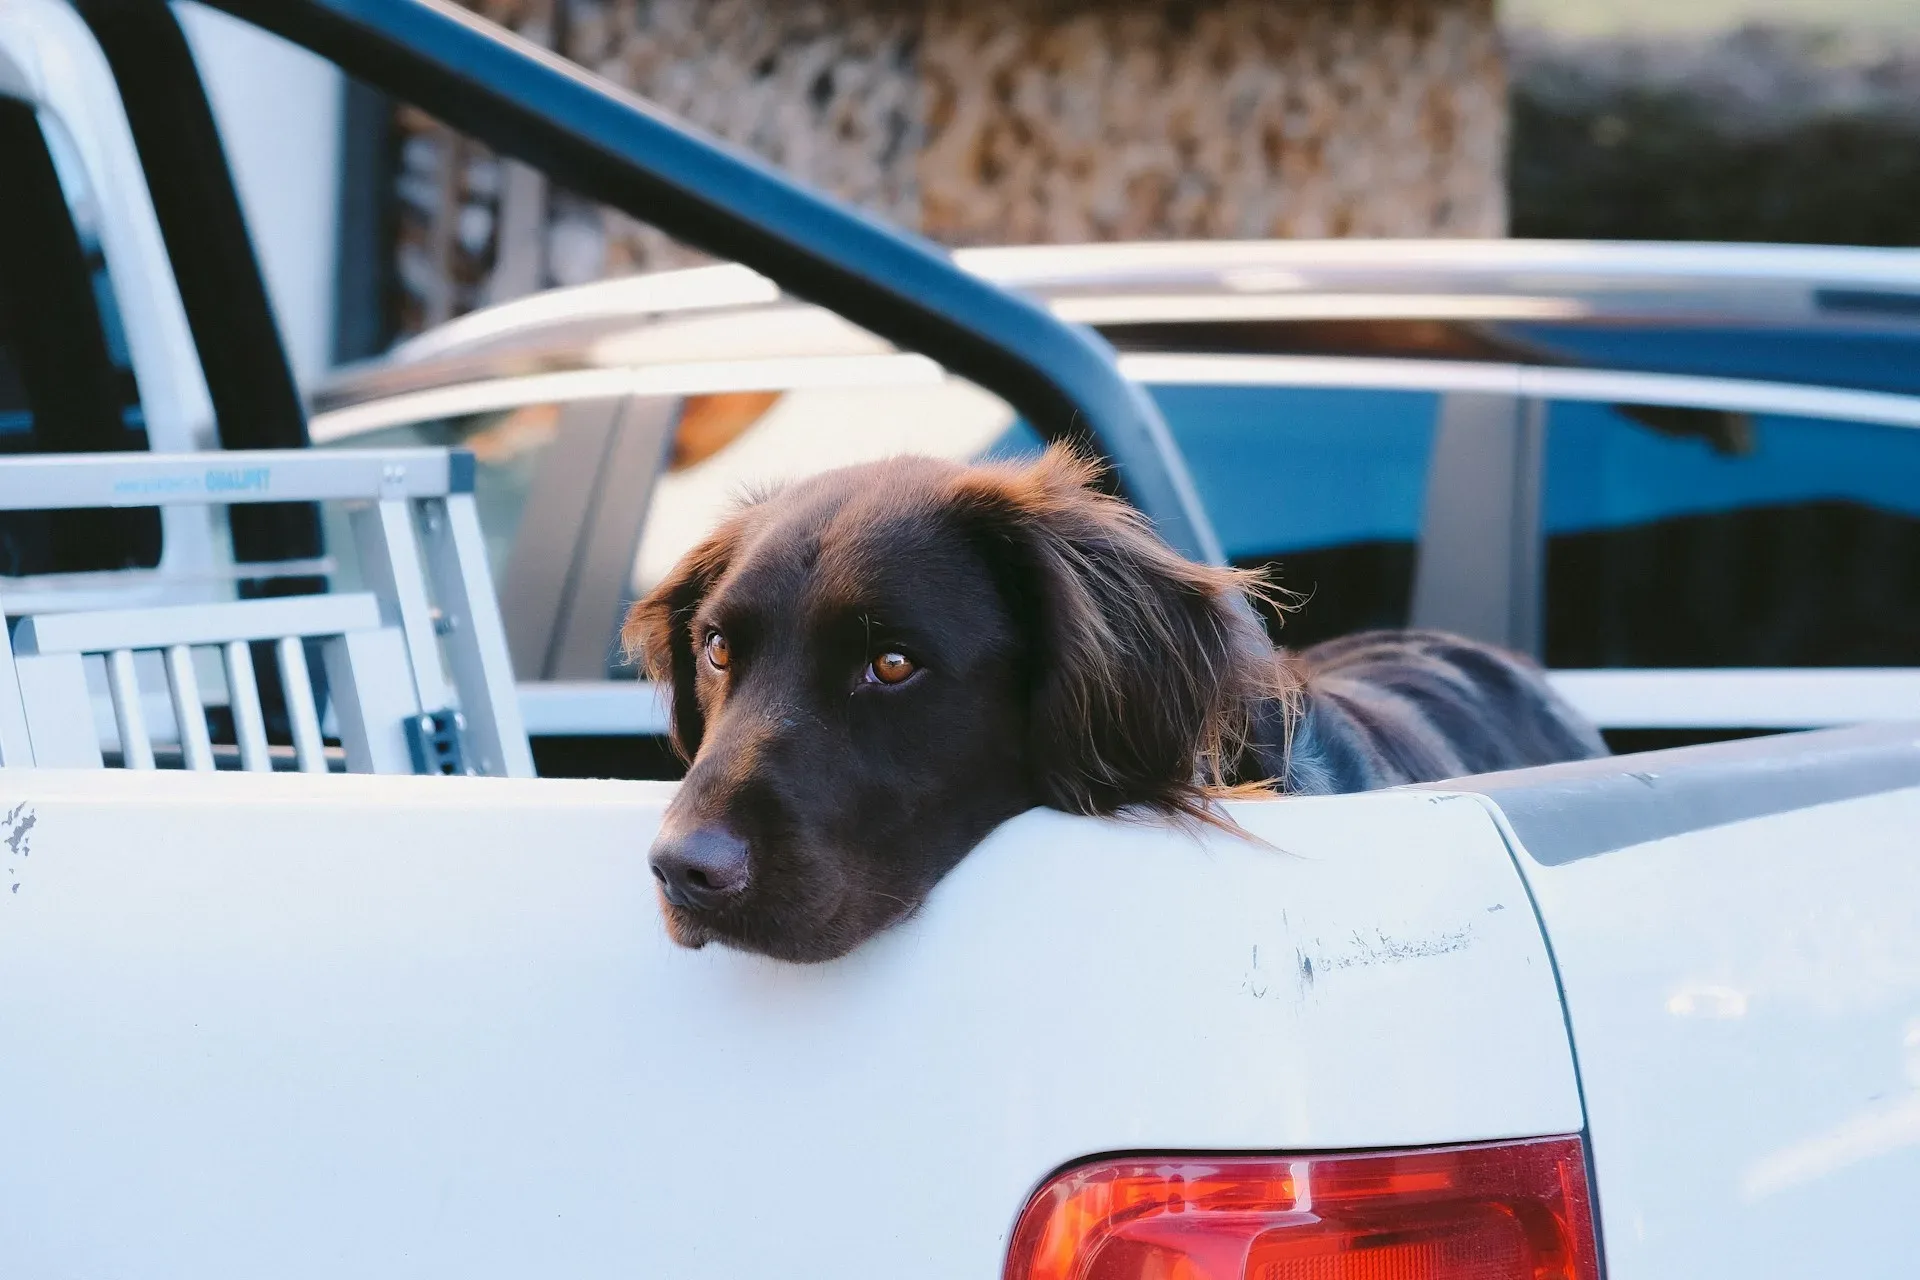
[{"x1": 312, "y1": 238, "x2": 1920, "y2": 418}]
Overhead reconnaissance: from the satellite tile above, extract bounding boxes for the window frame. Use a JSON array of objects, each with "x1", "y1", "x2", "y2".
[
  {"x1": 319, "y1": 350, "x2": 1920, "y2": 737},
  {"x1": 1122, "y1": 352, "x2": 1920, "y2": 733},
  {"x1": 0, "y1": 4, "x2": 232, "y2": 615}
]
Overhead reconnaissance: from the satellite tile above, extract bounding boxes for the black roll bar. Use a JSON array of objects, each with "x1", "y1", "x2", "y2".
[{"x1": 196, "y1": 0, "x2": 1225, "y2": 565}]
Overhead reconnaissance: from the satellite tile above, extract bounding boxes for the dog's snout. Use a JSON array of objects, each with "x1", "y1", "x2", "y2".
[{"x1": 650, "y1": 824, "x2": 751, "y2": 909}]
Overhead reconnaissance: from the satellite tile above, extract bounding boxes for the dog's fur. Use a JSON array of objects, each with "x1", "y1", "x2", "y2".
[{"x1": 626, "y1": 448, "x2": 1606, "y2": 962}]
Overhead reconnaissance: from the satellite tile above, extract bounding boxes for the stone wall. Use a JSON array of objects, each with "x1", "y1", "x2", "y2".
[
  {"x1": 392, "y1": 0, "x2": 1505, "y2": 336},
  {"x1": 919, "y1": 0, "x2": 1504, "y2": 243}
]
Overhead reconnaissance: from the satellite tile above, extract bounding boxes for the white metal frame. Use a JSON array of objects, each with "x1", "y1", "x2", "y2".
[
  {"x1": 1546, "y1": 669, "x2": 1920, "y2": 731},
  {"x1": 516, "y1": 680, "x2": 668, "y2": 737},
  {"x1": 508, "y1": 672, "x2": 1920, "y2": 740},
  {"x1": 0, "y1": 448, "x2": 532, "y2": 776},
  {"x1": 13, "y1": 593, "x2": 394, "y2": 772},
  {"x1": 1118, "y1": 353, "x2": 1920, "y2": 430},
  {"x1": 315, "y1": 350, "x2": 1920, "y2": 445},
  {"x1": 307, "y1": 353, "x2": 943, "y2": 443},
  {"x1": 0, "y1": 0, "x2": 233, "y2": 617},
  {"x1": 355, "y1": 239, "x2": 1920, "y2": 389}
]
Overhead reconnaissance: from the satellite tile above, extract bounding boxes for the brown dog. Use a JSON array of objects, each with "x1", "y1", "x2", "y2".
[{"x1": 626, "y1": 448, "x2": 1605, "y2": 962}]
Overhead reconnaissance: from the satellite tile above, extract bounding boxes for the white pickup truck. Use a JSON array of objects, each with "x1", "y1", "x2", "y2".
[{"x1": 1, "y1": 3, "x2": 1917, "y2": 1278}]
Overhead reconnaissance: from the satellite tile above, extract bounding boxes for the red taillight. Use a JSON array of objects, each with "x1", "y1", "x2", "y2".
[{"x1": 1004, "y1": 1137, "x2": 1600, "y2": 1280}]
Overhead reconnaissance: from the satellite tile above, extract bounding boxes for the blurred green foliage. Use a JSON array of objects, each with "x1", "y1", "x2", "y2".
[{"x1": 1508, "y1": 32, "x2": 1920, "y2": 246}]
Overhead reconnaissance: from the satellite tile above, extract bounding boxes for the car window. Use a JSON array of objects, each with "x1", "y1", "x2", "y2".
[
  {"x1": 1543, "y1": 400, "x2": 1920, "y2": 667},
  {"x1": 1139, "y1": 384, "x2": 1440, "y2": 647},
  {"x1": 316, "y1": 403, "x2": 560, "y2": 591},
  {"x1": 0, "y1": 100, "x2": 158, "y2": 575},
  {"x1": 657, "y1": 380, "x2": 1442, "y2": 650},
  {"x1": 630, "y1": 379, "x2": 1019, "y2": 597}
]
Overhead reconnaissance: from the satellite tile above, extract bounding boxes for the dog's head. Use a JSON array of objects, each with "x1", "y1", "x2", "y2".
[{"x1": 625, "y1": 447, "x2": 1282, "y2": 961}]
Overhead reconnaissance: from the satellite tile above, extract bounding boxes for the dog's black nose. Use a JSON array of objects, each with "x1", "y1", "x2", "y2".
[{"x1": 650, "y1": 824, "x2": 751, "y2": 909}]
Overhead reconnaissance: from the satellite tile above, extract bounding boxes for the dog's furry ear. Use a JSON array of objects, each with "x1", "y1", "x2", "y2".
[
  {"x1": 949, "y1": 446, "x2": 1288, "y2": 823},
  {"x1": 621, "y1": 521, "x2": 743, "y2": 760}
]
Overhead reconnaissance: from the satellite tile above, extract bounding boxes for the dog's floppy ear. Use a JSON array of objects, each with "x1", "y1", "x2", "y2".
[
  {"x1": 622, "y1": 520, "x2": 744, "y2": 760},
  {"x1": 949, "y1": 446, "x2": 1288, "y2": 822}
]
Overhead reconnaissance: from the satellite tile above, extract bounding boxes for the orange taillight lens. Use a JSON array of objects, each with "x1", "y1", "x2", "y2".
[{"x1": 1005, "y1": 1138, "x2": 1600, "y2": 1280}]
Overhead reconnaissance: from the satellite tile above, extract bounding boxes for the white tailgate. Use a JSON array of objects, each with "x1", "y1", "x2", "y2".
[
  {"x1": 0, "y1": 772, "x2": 1578, "y2": 1278},
  {"x1": 1492, "y1": 779, "x2": 1920, "y2": 1277}
]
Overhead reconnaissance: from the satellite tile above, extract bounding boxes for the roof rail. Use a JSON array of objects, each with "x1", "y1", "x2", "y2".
[{"x1": 194, "y1": 0, "x2": 1224, "y2": 565}]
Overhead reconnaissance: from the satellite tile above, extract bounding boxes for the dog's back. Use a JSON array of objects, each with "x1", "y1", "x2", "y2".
[{"x1": 1264, "y1": 630, "x2": 1608, "y2": 795}]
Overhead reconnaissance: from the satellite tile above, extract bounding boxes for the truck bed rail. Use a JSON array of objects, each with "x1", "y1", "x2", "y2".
[{"x1": 0, "y1": 448, "x2": 530, "y2": 777}]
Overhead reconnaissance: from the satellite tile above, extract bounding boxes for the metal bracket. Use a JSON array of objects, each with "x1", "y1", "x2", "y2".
[{"x1": 405, "y1": 707, "x2": 472, "y2": 776}]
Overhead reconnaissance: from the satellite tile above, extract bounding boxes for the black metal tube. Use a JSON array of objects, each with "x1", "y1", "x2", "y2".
[{"x1": 194, "y1": 0, "x2": 1224, "y2": 564}]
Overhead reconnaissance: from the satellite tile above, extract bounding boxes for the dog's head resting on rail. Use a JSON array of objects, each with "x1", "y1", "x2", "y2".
[{"x1": 625, "y1": 447, "x2": 1286, "y2": 962}]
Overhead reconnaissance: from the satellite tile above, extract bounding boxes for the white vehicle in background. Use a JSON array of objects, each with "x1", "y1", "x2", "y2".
[
  {"x1": 0, "y1": 2, "x2": 1916, "y2": 1278},
  {"x1": 308, "y1": 239, "x2": 1920, "y2": 777}
]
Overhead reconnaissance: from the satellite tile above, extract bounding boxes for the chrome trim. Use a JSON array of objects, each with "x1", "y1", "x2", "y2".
[
  {"x1": 518, "y1": 680, "x2": 669, "y2": 737},
  {"x1": 950, "y1": 239, "x2": 1920, "y2": 289},
  {"x1": 309, "y1": 354, "x2": 944, "y2": 442},
  {"x1": 314, "y1": 349, "x2": 1920, "y2": 445},
  {"x1": 389, "y1": 264, "x2": 780, "y2": 364},
  {"x1": 1517, "y1": 365, "x2": 1920, "y2": 428},
  {"x1": 1118, "y1": 354, "x2": 1920, "y2": 428},
  {"x1": 520, "y1": 668, "x2": 1920, "y2": 740},
  {"x1": 1548, "y1": 669, "x2": 1920, "y2": 730},
  {"x1": 1124, "y1": 353, "x2": 1526, "y2": 395},
  {"x1": 1048, "y1": 293, "x2": 1592, "y2": 324},
  {"x1": 315, "y1": 239, "x2": 1920, "y2": 414}
]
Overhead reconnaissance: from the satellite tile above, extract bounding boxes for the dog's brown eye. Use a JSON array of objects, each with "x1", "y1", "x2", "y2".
[
  {"x1": 867, "y1": 651, "x2": 916, "y2": 685},
  {"x1": 704, "y1": 631, "x2": 730, "y2": 671}
]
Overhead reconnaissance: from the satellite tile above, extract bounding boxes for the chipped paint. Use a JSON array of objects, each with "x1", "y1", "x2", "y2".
[
  {"x1": 2, "y1": 802, "x2": 35, "y2": 896},
  {"x1": 1313, "y1": 924, "x2": 1477, "y2": 972}
]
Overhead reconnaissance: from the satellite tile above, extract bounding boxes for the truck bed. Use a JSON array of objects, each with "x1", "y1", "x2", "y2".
[{"x1": 0, "y1": 769, "x2": 1578, "y2": 1277}]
